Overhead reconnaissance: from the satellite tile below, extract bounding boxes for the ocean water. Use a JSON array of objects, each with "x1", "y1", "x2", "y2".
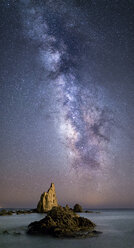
[{"x1": 0, "y1": 210, "x2": 134, "y2": 248}]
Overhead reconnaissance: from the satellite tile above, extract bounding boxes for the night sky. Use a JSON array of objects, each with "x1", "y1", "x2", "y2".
[{"x1": 0, "y1": 0, "x2": 134, "y2": 208}]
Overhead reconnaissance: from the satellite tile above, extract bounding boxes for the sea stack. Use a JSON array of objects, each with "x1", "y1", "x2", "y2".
[{"x1": 37, "y1": 183, "x2": 58, "y2": 212}]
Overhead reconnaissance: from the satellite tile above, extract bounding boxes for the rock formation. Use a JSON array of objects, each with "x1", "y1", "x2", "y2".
[
  {"x1": 27, "y1": 206, "x2": 101, "y2": 238},
  {"x1": 37, "y1": 183, "x2": 58, "y2": 212},
  {"x1": 73, "y1": 203, "x2": 83, "y2": 212},
  {"x1": 0, "y1": 209, "x2": 13, "y2": 216}
]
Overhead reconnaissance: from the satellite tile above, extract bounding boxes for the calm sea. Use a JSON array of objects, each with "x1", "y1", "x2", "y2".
[{"x1": 0, "y1": 209, "x2": 134, "y2": 248}]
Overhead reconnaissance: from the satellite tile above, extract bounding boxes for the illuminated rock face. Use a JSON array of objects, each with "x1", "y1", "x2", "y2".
[{"x1": 37, "y1": 183, "x2": 58, "y2": 212}]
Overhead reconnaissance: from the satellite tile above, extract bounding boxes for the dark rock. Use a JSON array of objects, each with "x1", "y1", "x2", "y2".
[
  {"x1": 27, "y1": 206, "x2": 100, "y2": 238},
  {"x1": 31, "y1": 208, "x2": 38, "y2": 213},
  {"x1": 15, "y1": 209, "x2": 36, "y2": 215},
  {"x1": 73, "y1": 204, "x2": 83, "y2": 213},
  {"x1": 3, "y1": 230, "x2": 9, "y2": 234},
  {"x1": 0, "y1": 209, "x2": 13, "y2": 216},
  {"x1": 84, "y1": 210, "x2": 100, "y2": 214},
  {"x1": 8, "y1": 211, "x2": 13, "y2": 215}
]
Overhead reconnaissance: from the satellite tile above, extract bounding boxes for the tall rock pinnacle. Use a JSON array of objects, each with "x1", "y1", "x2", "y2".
[{"x1": 37, "y1": 183, "x2": 58, "y2": 212}]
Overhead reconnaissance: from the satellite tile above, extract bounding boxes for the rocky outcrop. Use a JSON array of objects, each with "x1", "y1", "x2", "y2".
[
  {"x1": 16, "y1": 209, "x2": 37, "y2": 215},
  {"x1": 0, "y1": 209, "x2": 13, "y2": 216},
  {"x1": 73, "y1": 204, "x2": 83, "y2": 212},
  {"x1": 27, "y1": 206, "x2": 101, "y2": 238},
  {"x1": 37, "y1": 183, "x2": 58, "y2": 213}
]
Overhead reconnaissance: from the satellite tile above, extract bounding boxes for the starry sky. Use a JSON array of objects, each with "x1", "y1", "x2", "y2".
[{"x1": 0, "y1": 0, "x2": 134, "y2": 208}]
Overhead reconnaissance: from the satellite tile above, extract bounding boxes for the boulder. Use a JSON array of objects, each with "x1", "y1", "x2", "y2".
[
  {"x1": 37, "y1": 183, "x2": 58, "y2": 213},
  {"x1": 27, "y1": 206, "x2": 101, "y2": 238},
  {"x1": 73, "y1": 204, "x2": 83, "y2": 212}
]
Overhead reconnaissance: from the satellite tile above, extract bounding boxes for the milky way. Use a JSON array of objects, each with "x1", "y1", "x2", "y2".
[
  {"x1": 20, "y1": 0, "x2": 113, "y2": 171},
  {"x1": 1, "y1": 0, "x2": 134, "y2": 208}
]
